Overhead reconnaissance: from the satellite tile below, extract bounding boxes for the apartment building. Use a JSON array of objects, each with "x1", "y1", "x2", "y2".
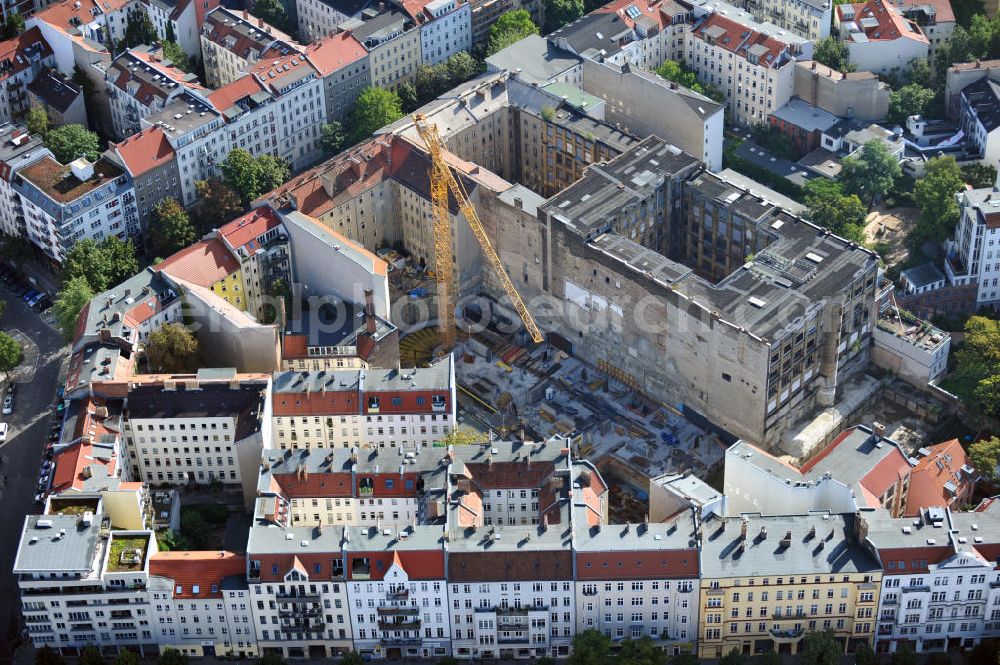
[
  {"x1": 304, "y1": 33, "x2": 371, "y2": 123},
  {"x1": 103, "y1": 126, "x2": 182, "y2": 231},
  {"x1": 0, "y1": 124, "x2": 50, "y2": 239},
  {"x1": 835, "y1": 0, "x2": 929, "y2": 75},
  {"x1": 890, "y1": 0, "x2": 954, "y2": 57},
  {"x1": 27, "y1": 67, "x2": 86, "y2": 126},
  {"x1": 686, "y1": 12, "x2": 807, "y2": 125},
  {"x1": 574, "y1": 511, "x2": 700, "y2": 653},
  {"x1": 122, "y1": 373, "x2": 272, "y2": 506},
  {"x1": 106, "y1": 46, "x2": 205, "y2": 140},
  {"x1": 697, "y1": 512, "x2": 882, "y2": 657},
  {"x1": 216, "y1": 206, "x2": 290, "y2": 321},
  {"x1": 29, "y1": 0, "x2": 136, "y2": 66},
  {"x1": 944, "y1": 185, "x2": 1000, "y2": 311},
  {"x1": 469, "y1": 0, "x2": 516, "y2": 43},
  {"x1": 735, "y1": 0, "x2": 833, "y2": 39},
  {"x1": 148, "y1": 551, "x2": 256, "y2": 657},
  {"x1": 14, "y1": 514, "x2": 160, "y2": 654},
  {"x1": 13, "y1": 156, "x2": 139, "y2": 265},
  {"x1": 414, "y1": 0, "x2": 472, "y2": 66},
  {"x1": 245, "y1": 523, "x2": 355, "y2": 657},
  {"x1": 201, "y1": 7, "x2": 301, "y2": 88},
  {"x1": 349, "y1": 8, "x2": 421, "y2": 91},
  {"x1": 0, "y1": 29, "x2": 55, "y2": 127},
  {"x1": 156, "y1": 236, "x2": 245, "y2": 309},
  {"x1": 270, "y1": 356, "x2": 456, "y2": 450},
  {"x1": 296, "y1": 0, "x2": 369, "y2": 42},
  {"x1": 865, "y1": 504, "x2": 1000, "y2": 653},
  {"x1": 957, "y1": 75, "x2": 1000, "y2": 167},
  {"x1": 345, "y1": 527, "x2": 451, "y2": 659}
]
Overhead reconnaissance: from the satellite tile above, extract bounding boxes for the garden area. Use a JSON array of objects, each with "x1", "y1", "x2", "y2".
[{"x1": 156, "y1": 502, "x2": 230, "y2": 551}]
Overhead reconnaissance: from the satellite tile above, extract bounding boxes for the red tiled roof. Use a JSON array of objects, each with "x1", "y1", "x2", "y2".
[
  {"x1": 576, "y1": 550, "x2": 699, "y2": 580},
  {"x1": 218, "y1": 206, "x2": 283, "y2": 253},
  {"x1": 34, "y1": 0, "x2": 131, "y2": 35},
  {"x1": 346, "y1": 549, "x2": 445, "y2": 580},
  {"x1": 858, "y1": 447, "x2": 910, "y2": 501},
  {"x1": 904, "y1": 439, "x2": 973, "y2": 516},
  {"x1": 272, "y1": 471, "x2": 354, "y2": 498},
  {"x1": 465, "y1": 461, "x2": 556, "y2": 490},
  {"x1": 155, "y1": 238, "x2": 240, "y2": 287},
  {"x1": 149, "y1": 551, "x2": 246, "y2": 598},
  {"x1": 203, "y1": 7, "x2": 298, "y2": 59},
  {"x1": 838, "y1": 0, "x2": 929, "y2": 44},
  {"x1": 0, "y1": 28, "x2": 53, "y2": 83},
  {"x1": 51, "y1": 440, "x2": 118, "y2": 492},
  {"x1": 207, "y1": 73, "x2": 268, "y2": 113},
  {"x1": 112, "y1": 126, "x2": 175, "y2": 178},
  {"x1": 250, "y1": 50, "x2": 318, "y2": 91},
  {"x1": 692, "y1": 13, "x2": 789, "y2": 68},
  {"x1": 272, "y1": 390, "x2": 359, "y2": 416},
  {"x1": 282, "y1": 334, "x2": 309, "y2": 359}
]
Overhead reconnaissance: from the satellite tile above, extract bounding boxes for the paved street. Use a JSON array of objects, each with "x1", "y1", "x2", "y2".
[{"x1": 0, "y1": 282, "x2": 69, "y2": 663}]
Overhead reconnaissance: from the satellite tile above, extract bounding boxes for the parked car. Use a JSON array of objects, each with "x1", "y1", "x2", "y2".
[
  {"x1": 34, "y1": 297, "x2": 52, "y2": 311},
  {"x1": 27, "y1": 292, "x2": 46, "y2": 307},
  {"x1": 3, "y1": 394, "x2": 12, "y2": 415},
  {"x1": 0, "y1": 422, "x2": 8, "y2": 443},
  {"x1": 22, "y1": 290, "x2": 39, "y2": 303}
]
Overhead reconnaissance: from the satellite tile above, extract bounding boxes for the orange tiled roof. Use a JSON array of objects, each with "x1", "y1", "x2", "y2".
[
  {"x1": 218, "y1": 207, "x2": 283, "y2": 254},
  {"x1": 149, "y1": 551, "x2": 246, "y2": 598},
  {"x1": 692, "y1": 13, "x2": 789, "y2": 68},
  {"x1": 304, "y1": 32, "x2": 367, "y2": 76},
  {"x1": 207, "y1": 73, "x2": 268, "y2": 113},
  {"x1": 111, "y1": 126, "x2": 175, "y2": 178},
  {"x1": 155, "y1": 237, "x2": 240, "y2": 287},
  {"x1": 904, "y1": 439, "x2": 972, "y2": 516},
  {"x1": 838, "y1": 0, "x2": 929, "y2": 43},
  {"x1": 0, "y1": 28, "x2": 52, "y2": 83}
]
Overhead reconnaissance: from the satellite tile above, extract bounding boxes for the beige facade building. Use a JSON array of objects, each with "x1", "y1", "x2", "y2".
[
  {"x1": 200, "y1": 7, "x2": 300, "y2": 88},
  {"x1": 349, "y1": 8, "x2": 421, "y2": 91},
  {"x1": 793, "y1": 60, "x2": 890, "y2": 122},
  {"x1": 736, "y1": 0, "x2": 833, "y2": 39}
]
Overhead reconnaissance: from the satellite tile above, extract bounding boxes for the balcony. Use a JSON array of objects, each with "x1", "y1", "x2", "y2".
[
  {"x1": 772, "y1": 611, "x2": 807, "y2": 619},
  {"x1": 378, "y1": 607, "x2": 419, "y2": 616},
  {"x1": 770, "y1": 627, "x2": 804, "y2": 639},
  {"x1": 279, "y1": 607, "x2": 322, "y2": 618},
  {"x1": 381, "y1": 636, "x2": 423, "y2": 646},
  {"x1": 582, "y1": 588, "x2": 598, "y2": 596},
  {"x1": 498, "y1": 634, "x2": 531, "y2": 644},
  {"x1": 386, "y1": 588, "x2": 409, "y2": 600},
  {"x1": 276, "y1": 592, "x2": 321, "y2": 603},
  {"x1": 280, "y1": 621, "x2": 325, "y2": 634},
  {"x1": 379, "y1": 619, "x2": 421, "y2": 631},
  {"x1": 902, "y1": 585, "x2": 931, "y2": 593}
]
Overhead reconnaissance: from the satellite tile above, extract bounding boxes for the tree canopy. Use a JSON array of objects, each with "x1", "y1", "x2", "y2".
[
  {"x1": 26, "y1": 106, "x2": 49, "y2": 137},
  {"x1": 250, "y1": 0, "x2": 294, "y2": 35},
  {"x1": 63, "y1": 236, "x2": 139, "y2": 293},
  {"x1": 79, "y1": 646, "x2": 105, "y2": 665},
  {"x1": 803, "y1": 179, "x2": 868, "y2": 243},
  {"x1": 617, "y1": 636, "x2": 668, "y2": 665},
  {"x1": 655, "y1": 60, "x2": 724, "y2": 102},
  {"x1": 2, "y1": 12, "x2": 25, "y2": 39},
  {"x1": 949, "y1": 316, "x2": 1000, "y2": 419},
  {"x1": 566, "y1": 629, "x2": 612, "y2": 665},
  {"x1": 970, "y1": 437, "x2": 1000, "y2": 483},
  {"x1": 156, "y1": 649, "x2": 188, "y2": 665},
  {"x1": 799, "y1": 630, "x2": 841, "y2": 665},
  {"x1": 0, "y1": 332, "x2": 23, "y2": 380},
  {"x1": 320, "y1": 121, "x2": 347, "y2": 155},
  {"x1": 913, "y1": 156, "x2": 966, "y2": 244},
  {"x1": 813, "y1": 37, "x2": 853, "y2": 73},
  {"x1": 348, "y1": 87, "x2": 404, "y2": 143},
  {"x1": 544, "y1": 0, "x2": 584, "y2": 33},
  {"x1": 122, "y1": 11, "x2": 158, "y2": 50},
  {"x1": 162, "y1": 41, "x2": 191, "y2": 72},
  {"x1": 888, "y1": 83, "x2": 936, "y2": 125},
  {"x1": 145, "y1": 322, "x2": 199, "y2": 373},
  {"x1": 151, "y1": 198, "x2": 198, "y2": 256},
  {"x1": 221, "y1": 149, "x2": 290, "y2": 204},
  {"x1": 194, "y1": 178, "x2": 245, "y2": 232},
  {"x1": 962, "y1": 162, "x2": 997, "y2": 189},
  {"x1": 413, "y1": 52, "x2": 485, "y2": 107},
  {"x1": 839, "y1": 139, "x2": 901, "y2": 209},
  {"x1": 486, "y1": 10, "x2": 539, "y2": 56},
  {"x1": 55, "y1": 276, "x2": 95, "y2": 342},
  {"x1": 45, "y1": 124, "x2": 100, "y2": 163}
]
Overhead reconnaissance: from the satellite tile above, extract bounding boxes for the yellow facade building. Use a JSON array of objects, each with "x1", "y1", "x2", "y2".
[
  {"x1": 156, "y1": 237, "x2": 246, "y2": 311},
  {"x1": 698, "y1": 513, "x2": 882, "y2": 658}
]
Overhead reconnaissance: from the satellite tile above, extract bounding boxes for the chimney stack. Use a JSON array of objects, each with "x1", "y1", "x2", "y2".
[{"x1": 364, "y1": 289, "x2": 376, "y2": 334}]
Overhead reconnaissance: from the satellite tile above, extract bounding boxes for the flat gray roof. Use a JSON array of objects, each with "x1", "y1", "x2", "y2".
[
  {"x1": 14, "y1": 514, "x2": 101, "y2": 573},
  {"x1": 485, "y1": 35, "x2": 581, "y2": 86},
  {"x1": 772, "y1": 98, "x2": 841, "y2": 133}
]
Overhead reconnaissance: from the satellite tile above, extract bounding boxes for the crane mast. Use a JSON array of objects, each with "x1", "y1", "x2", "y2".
[{"x1": 412, "y1": 114, "x2": 544, "y2": 351}]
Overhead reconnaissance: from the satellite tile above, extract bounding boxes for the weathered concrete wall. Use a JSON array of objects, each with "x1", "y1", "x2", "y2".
[{"x1": 793, "y1": 61, "x2": 890, "y2": 122}]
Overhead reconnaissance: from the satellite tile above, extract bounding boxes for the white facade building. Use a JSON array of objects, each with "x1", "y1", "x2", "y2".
[
  {"x1": 418, "y1": 0, "x2": 472, "y2": 65},
  {"x1": 944, "y1": 185, "x2": 1000, "y2": 310}
]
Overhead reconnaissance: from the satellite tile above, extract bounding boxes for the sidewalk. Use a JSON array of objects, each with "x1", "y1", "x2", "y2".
[{"x1": 17, "y1": 261, "x2": 60, "y2": 296}]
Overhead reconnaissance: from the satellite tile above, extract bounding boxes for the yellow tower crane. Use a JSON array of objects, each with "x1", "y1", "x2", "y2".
[{"x1": 412, "y1": 114, "x2": 544, "y2": 352}]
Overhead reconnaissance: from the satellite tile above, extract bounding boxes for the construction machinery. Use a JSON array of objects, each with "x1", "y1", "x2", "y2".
[{"x1": 412, "y1": 114, "x2": 544, "y2": 352}]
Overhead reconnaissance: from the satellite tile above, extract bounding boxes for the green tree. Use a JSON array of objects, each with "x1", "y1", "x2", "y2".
[
  {"x1": 348, "y1": 87, "x2": 403, "y2": 142},
  {"x1": 618, "y1": 636, "x2": 667, "y2": 665},
  {"x1": 567, "y1": 629, "x2": 612, "y2": 665},
  {"x1": 446, "y1": 51, "x2": 482, "y2": 83},
  {"x1": 54, "y1": 276, "x2": 94, "y2": 342},
  {"x1": 151, "y1": 198, "x2": 197, "y2": 255},
  {"x1": 437, "y1": 426, "x2": 483, "y2": 446},
  {"x1": 256, "y1": 154, "x2": 289, "y2": 196},
  {"x1": 889, "y1": 644, "x2": 916, "y2": 665},
  {"x1": 904, "y1": 57, "x2": 932, "y2": 87},
  {"x1": 35, "y1": 645, "x2": 65, "y2": 665},
  {"x1": 398, "y1": 81, "x2": 419, "y2": 112},
  {"x1": 416, "y1": 63, "x2": 450, "y2": 100},
  {"x1": 0, "y1": 331, "x2": 22, "y2": 380},
  {"x1": 256, "y1": 651, "x2": 286, "y2": 665},
  {"x1": 756, "y1": 650, "x2": 781, "y2": 665},
  {"x1": 2, "y1": 12, "x2": 25, "y2": 39},
  {"x1": 340, "y1": 653, "x2": 365, "y2": 665},
  {"x1": 544, "y1": 0, "x2": 584, "y2": 33},
  {"x1": 123, "y1": 11, "x2": 158, "y2": 49},
  {"x1": 925, "y1": 653, "x2": 951, "y2": 665},
  {"x1": 145, "y1": 322, "x2": 199, "y2": 373},
  {"x1": 45, "y1": 124, "x2": 100, "y2": 163},
  {"x1": 970, "y1": 437, "x2": 1000, "y2": 482},
  {"x1": 913, "y1": 156, "x2": 965, "y2": 244},
  {"x1": 888, "y1": 84, "x2": 936, "y2": 125},
  {"x1": 962, "y1": 162, "x2": 997, "y2": 189},
  {"x1": 719, "y1": 648, "x2": 744, "y2": 665},
  {"x1": 813, "y1": 37, "x2": 853, "y2": 73},
  {"x1": 251, "y1": 0, "x2": 291, "y2": 33},
  {"x1": 64, "y1": 238, "x2": 112, "y2": 292},
  {"x1": 101, "y1": 236, "x2": 140, "y2": 286},
  {"x1": 951, "y1": 316, "x2": 1000, "y2": 420},
  {"x1": 839, "y1": 139, "x2": 901, "y2": 209},
  {"x1": 320, "y1": 122, "x2": 346, "y2": 154},
  {"x1": 854, "y1": 641, "x2": 877, "y2": 665},
  {"x1": 79, "y1": 646, "x2": 105, "y2": 665},
  {"x1": 165, "y1": 21, "x2": 176, "y2": 43},
  {"x1": 193, "y1": 178, "x2": 245, "y2": 232},
  {"x1": 0, "y1": 236, "x2": 32, "y2": 268},
  {"x1": 114, "y1": 651, "x2": 140, "y2": 665},
  {"x1": 162, "y1": 41, "x2": 190, "y2": 72},
  {"x1": 655, "y1": 59, "x2": 724, "y2": 102},
  {"x1": 156, "y1": 649, "x2": 188, "y2": 665},
  {"x1": 25, "y1": 106, "x2": 49, "y2": 137},
  {"x1": 486, "y1": 10, "x2": 539, "y2": 56},
  {"x1": 803, "y1": 178, "x2": 868, "y2": 242},
  {"x1": 799, "y1": 630, "x2": 841, "y2": 665}
]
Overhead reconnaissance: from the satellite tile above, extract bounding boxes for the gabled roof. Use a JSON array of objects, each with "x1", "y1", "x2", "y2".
[
  {"x1": 110, "y1": 126, "x2": 175, "y2": 177},
  {"x1": 155, "y1": 237, "x2": 240, "y2": 287},
  {"x1": 218, "y1": 206, "x2": 283, "y2": 254},
  {"x1": 905, "y1": 439, "x2": 975, "y2": 516},
  {"x1": 149, "y1": 551, "x2": 246, "y2": 599},
  {"x1": 207, "y1": 73, "x2": 269, "y2": 115},
  {"x1": 0, "y1": 28, "x2": 52, "y2": 83},
  {"x1": 303, "y1": 32, "x2": 367, "y2": 76},
  {"x1": 27, "y1": 67, "x2": 79, "y2": 113}
]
